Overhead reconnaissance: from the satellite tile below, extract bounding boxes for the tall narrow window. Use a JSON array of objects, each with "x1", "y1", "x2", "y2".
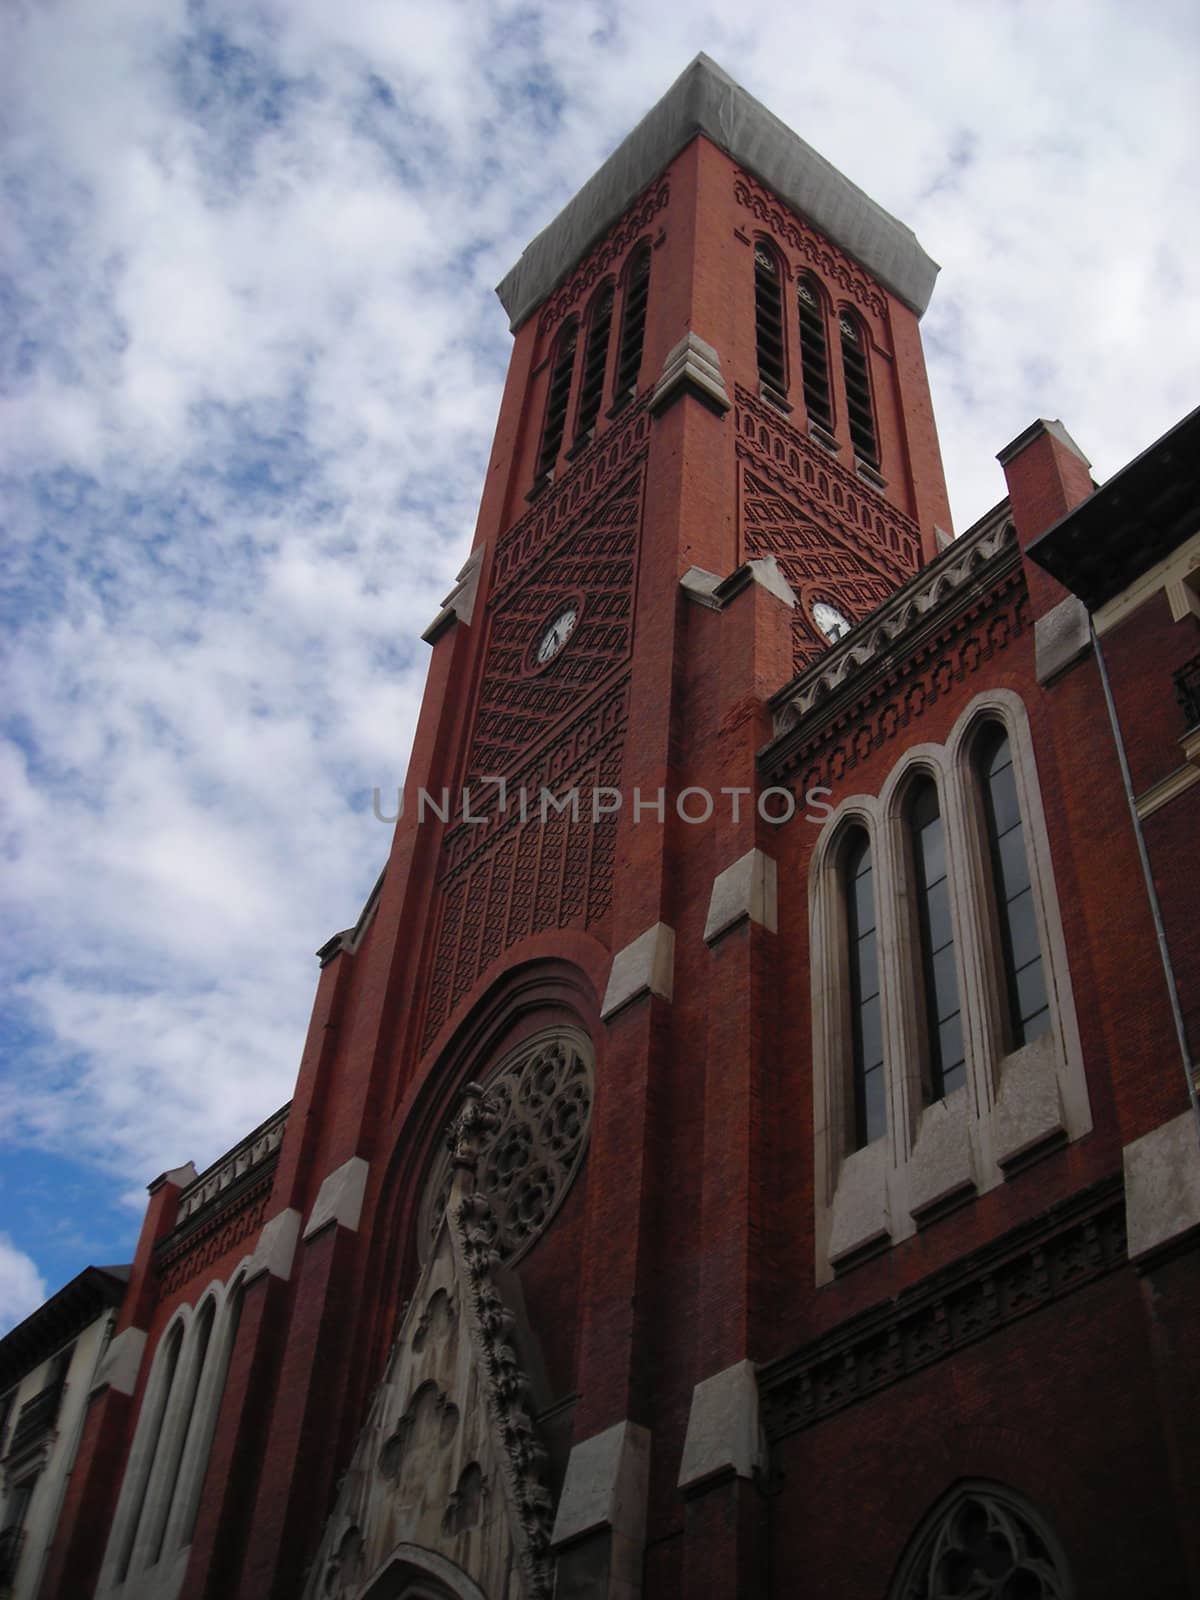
[
  {"x1": 535, "y1": 318, "x2": 577, "y2": 485},
  {"x1": 754, "y1": 244, "x2": 787, "y2": 401},
  {"x1": 840, "y1": 312, "x2": 878, "y2": 466},
  {"x1": 149, "y1": 1300, "x2": 214, "y2": 1564},
  {"x1": 574, "y1": 284, "x2": 614, "y2": 445},
  {"x1": 910, "y1": 779, "x2": 966, "y2": 1100},
  {"x1": 117, "y1": 1324, "x2": 182, "y2": 1581},
  {"x1": 797, "y1": 276, "x2": 833, "y2": 431},
  {"x1": 977, "y1": 725, "x2": 1050, "y2": 1047},
  {"x1": 612, "y1": 243, "x2": 650, "y2": 408},
  {"x1": 845, "y1": 831, "x2": 886, "y2": 1148}
]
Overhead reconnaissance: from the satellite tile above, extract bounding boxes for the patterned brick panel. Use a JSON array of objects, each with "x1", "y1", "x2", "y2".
[{"x1": 468, "y1": 456, "x2": 644, "y2": 781}]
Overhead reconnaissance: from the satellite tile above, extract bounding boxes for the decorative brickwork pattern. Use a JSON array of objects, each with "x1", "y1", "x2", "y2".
[
  {"x1": 469, "y1": 459, "x2": 643, "y2": 781},
  {"x1": 154, "y1": 1171, "x2": 273, "y2": 1297},
  {"x1": 767, "y1": 568, "x2": 1028, "y2": 798},
  {"x1": 760, "y1": 1179, "x2": 1126, "y2": 1442},
  {"x1": 734, "y1": 169, "x2": 887, "y2": 322},
  {"x1": 423, "y1": 681, "x2": 627, "y2": 1046},
  {"x1": 735, "y1": 387, "x2": 919, "y2": 670},
  {"x1": 493, "y1": 399, "x2": 651, "y2": 597},
  {"x1": 736, "y1": 387, "x2": 920, "y2": 577},
  {"x1": 536, "y1": 180, "x2": 669, "y2": 336}
]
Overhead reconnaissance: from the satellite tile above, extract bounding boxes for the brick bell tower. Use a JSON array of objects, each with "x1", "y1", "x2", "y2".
[
  {"x1": 266, "y1": 55, "x2": 952, "y2": 1600},
  {"x1": 40, "y1": 55, "x2": 956, "y2": 1600}
]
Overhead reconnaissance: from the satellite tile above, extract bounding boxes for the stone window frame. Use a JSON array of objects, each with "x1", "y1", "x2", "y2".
[
  {"x1": 888, "y1": 1478, "x2": 1074, "y2": 1599},
  {"x1": 810, "y1": 688, "x2": 1090, "y2": 1282},
  {"x1": 98, "y1": 1271, "x2": 245, "y2": 1597}
]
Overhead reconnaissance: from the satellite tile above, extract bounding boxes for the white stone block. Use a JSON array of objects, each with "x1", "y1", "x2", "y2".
[
  {"x1": 551, "y1": 1419, "x2": 651, "y2": 1550},
  {"x1": 92, "y1": 1326, "x2": 146, "y2": 1397},
  {"x1": 993, "y1": 1034, "x2": 1065, "y2": 1169},
  {"x1": 828, "y1": 1138, "x2": 891, "y2": 1266},
  {"x1": 678, "y1": 1359, "x2": 763, "y2": 1490},
  {"x1": 601, "y1": 924, "x2": 675, "y2": 1020},
  {"x1": 1124, "y1": 1110, "x2": 1200, "y2": 1261},
  {"x1": 250, "y1": 1207, "x2": 302, "y2": 1281},
  {"x1": 303, "y1": 1155, "x2": 370, "y2": 1240},
  {"x1": 908, "y1": 1089, "x2": 977, "y2": 1222},
  {"x1": 704, "y1": 849, "x2": 778, "y2": 944}
]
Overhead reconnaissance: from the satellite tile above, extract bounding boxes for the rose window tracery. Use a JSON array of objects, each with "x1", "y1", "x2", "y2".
[{"x1": 419, "y1": 1028, "x2": 593, "y2": 1266}]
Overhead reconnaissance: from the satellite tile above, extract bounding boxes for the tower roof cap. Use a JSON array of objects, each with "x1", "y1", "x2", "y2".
[{"x1": 496, "y1": 53, "x2": 939, "y2": 330}]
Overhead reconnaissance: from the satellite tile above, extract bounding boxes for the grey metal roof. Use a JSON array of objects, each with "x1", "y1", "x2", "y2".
[{"x1": 496, "y1": 53, "x2": 939, "y2": 331}]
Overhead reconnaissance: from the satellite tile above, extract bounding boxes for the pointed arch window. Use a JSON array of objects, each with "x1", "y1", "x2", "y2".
[
  {"x1": 574, "y1": 283, "x2": 614, "y2": 445},
  {"x1": 890, "y1": 1481, "x2": 1072, "y2": 1599},
  {"x1": 845, "y1": 830, "x2": 886, "y2": 1148},
  {"x1": 840, "y1": 311, "x2": 878, "y2": 466},
  {"x1": 909, "y1": 779, "x2": 966, "y2": 1101},
  {"x1": 114, "y1": 1323, "x2": 183, "y2": 1582},
  {"x1": 754, "y1": 243, "x2": 788, "y2": 401},
  {"x1": 534, "y1": 318, "x2": 577, "y2": 486},
  {"x1": 612, "y1": 243, "x2": 650, "y2": 409},
  {"x1": 976, "y1": 724, "x2": 1050, "y2": 1049},
  {"x1": 797, "y1": 276, "x2": 833, "y2": 432}
]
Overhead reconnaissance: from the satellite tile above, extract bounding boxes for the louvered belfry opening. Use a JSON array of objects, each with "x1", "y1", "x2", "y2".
[
  {"x1": 840, "y1": 312, "x2": 878, "y2": 466},
  {"x1": 574, "y1": 284, "x2": 614, "y2": 445},
  {"x1": 798, "y1": 276, "x2": 833, "y2": 432},
  {"x1": 535, "y1": 318, "x2": 578, "y2": 484},
  {"x1": 754, "y1": 243, "x2": 787, "y2": 401},
  {"x1": 612, "y1": 244, "x2": 650, "y2": 409}
]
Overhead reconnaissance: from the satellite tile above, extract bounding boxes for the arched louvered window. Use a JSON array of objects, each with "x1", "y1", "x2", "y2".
[
  {"x1": 797, "y1": 275, "x2": 833, "y2": 431},
  {"x1": 612, "y1": 243, "x2": 650, "y2": 409},
  {"x1": 574, "y1": 283, "x2": 614, "y2": 445},
  {"x1": 840, "y1": 311, "x2": 878, "y2": 466},
  {"x1": 977, "y1": 724, "x2": 1050, "y2": 1048},
  {"x1": 754, "y1": 243, "x2": 787, "y2": 401},
  {"x1": 845, "y1": 830, "x2": 886, "y2": 1148},
  {"x1": 535, "y1": 318, "x2": 577, "y2": 485},
  {"x1": 909, "y1": 779, "x2": 966, "y2": 1101}
]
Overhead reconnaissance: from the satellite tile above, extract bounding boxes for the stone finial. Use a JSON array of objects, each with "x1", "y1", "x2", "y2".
[{"x1": 447, "y1": 1082, "x2": 500, "y2": 1173}]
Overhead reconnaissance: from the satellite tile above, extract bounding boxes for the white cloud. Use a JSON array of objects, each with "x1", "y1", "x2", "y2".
[
  {"x1": 2, "y1": 0, "x2": 1197, "y2": 1263},
  {"x1": 0, "y1": 1235, "x2": 49, "y2": 1335}
]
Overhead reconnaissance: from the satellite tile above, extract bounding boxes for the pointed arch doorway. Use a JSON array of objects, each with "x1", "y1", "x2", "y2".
[{"x1": 356, "y1": 1543, "x2": 490, "y2": 1600}]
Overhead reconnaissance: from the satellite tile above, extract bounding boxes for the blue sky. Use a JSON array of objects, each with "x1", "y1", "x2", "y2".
[{"x1": 2, "y1": 0, "x2": 1198, "y2": 1329}]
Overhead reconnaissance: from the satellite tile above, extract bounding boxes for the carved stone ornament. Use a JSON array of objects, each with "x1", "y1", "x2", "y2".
[
  {"x1": 891, "y1": 1484, "x2": 1071, "y2": 1600},
  {"x1": 419, "y1": 1028, "x2": 594, "y2": 1267},
  {"x1": 302, "y1": 1177, "x2": 558, "y2": 1599}
]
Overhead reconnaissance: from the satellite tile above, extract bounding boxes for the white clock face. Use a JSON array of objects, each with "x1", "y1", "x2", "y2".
[
  {"x1": 813, "y1": 601, "x2": 851, "y2": 642},
  {"x1": 536, "y1": 605, "x2": 579, "y2": 665}
]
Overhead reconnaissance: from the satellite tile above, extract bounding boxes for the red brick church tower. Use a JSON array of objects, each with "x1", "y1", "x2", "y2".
[{"x1": 27, "y1": 54, "x2": 1200, "y2": 1600}]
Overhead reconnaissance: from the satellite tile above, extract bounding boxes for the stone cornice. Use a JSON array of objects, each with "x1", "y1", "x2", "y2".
[
  {"x1": 762, "y1": 504, "x2": 1017, "y2": 780},
  {"x1": 760, "y1": 1175, "x2": 1126, "y2": 1443}
]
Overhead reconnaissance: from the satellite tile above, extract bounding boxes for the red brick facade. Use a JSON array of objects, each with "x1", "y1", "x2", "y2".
[{"x1": 36, "y1": 62, "x2": 1200, "y2": 1600}]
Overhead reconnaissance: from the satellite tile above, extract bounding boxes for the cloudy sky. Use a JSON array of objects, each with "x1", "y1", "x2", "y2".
[{"x1": 2, "y1": 0, "x2": 1197, "y2": 1330}]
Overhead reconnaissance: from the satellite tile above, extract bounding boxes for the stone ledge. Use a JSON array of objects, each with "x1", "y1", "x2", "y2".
[
  {"x1": 650, "y1": 331, "x2": 730, "y2": 416},
  {"x1": 303, "y1": 1156, "x2": 370, "y2": 1240},
  {"x1": 91, "y1": 1326, "x2": 146, "y2": 1397},
  {"x1": 248, "y1": 1208, "x2": 302, "y2": 1282},
  {"x1": 678, "y1": 1359, "x2": 763, "y2": 1492},
  {"x1": 1124, "y1": 1110, "x2": 1200, "y2": 1262},
  {"x1": 1034, "y1": 593, "x2": 1091, "y2": 684},
  {"x1": 828, "y1": 1138, "x2": 891, "y2": 1268},
  {"x1": 601, "y1": 924, "x2": 675, "y2": 1020},
  {"x1": 704, "y1": 848, "x2": 778, "y2": 943},
  {"x1": 551, "y1": 1418, "x2": 651, "y2": 1549}
]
